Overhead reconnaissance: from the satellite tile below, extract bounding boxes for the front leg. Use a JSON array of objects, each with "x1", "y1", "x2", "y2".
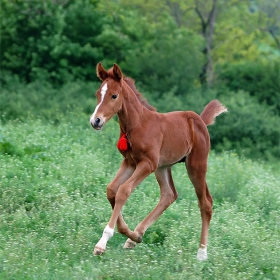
[
  {"x1": 94, "y1": 159, "x2": 134, "y2": 255},
  {"x1": 94, "y1": 160, "x2": 155, "y2": 255},
  {"x1": 106, "y1": 160, "x2": 135, "y2": 236}
]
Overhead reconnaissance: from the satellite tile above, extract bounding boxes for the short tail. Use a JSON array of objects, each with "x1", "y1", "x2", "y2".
[{"x1": 200, "y1": 100, "x2": 227, "y2": 126}]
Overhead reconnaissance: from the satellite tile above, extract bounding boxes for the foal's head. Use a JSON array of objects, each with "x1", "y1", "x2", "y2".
[
  {"x1": 90, "y1": 63, "x2": 155, "y2": 130},
  {"x1": 90, "y1": 63, "x2": 124, "y2": 130}
]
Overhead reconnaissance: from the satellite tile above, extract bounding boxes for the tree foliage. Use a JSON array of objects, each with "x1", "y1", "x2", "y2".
[
  {"x1": 1, "y1": 0, "x2": 106, "y2": 84},
  {"x1": 0, "y1": 0, "x2": 279, "y2": 162},
  {"x1": 218, "y1": 60, "x2": 280, "y2": 114}
]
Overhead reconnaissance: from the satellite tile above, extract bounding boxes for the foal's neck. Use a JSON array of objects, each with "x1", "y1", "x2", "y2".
[{"x1": 118, "y1": 82, "x2": 144, "y2": 134}]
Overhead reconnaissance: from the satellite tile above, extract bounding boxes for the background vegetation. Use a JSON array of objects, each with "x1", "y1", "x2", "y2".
[
  {"x1": 0, "y1": 0, "x2": 279, "y2": 279},
  {"x1": 1, "y1": 0, "x2": 279, "y2": 162}
]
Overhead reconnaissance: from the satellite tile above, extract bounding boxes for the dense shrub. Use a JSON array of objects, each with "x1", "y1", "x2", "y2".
[
  {"x1": 118, "y1": 11, "x2": 204, "y2": 96},
  {"x1": 218, "y1": 60, "x2": 280, "y2": 114},
  {"x1": 1, "y1": 78, "x2": 279, "y2": 162},
  {"x1": 0, "y1": 0, "x2": 106, "y2": 84},
  {"x1": 1, "y1": 0, "x2": 203, "y2": 94},
  {"x1": 209, "y1": 89, "x2": 280, "y2": 161},
  {"x1": 0, "y1": 78, "x2": 98, "y2": 122}
]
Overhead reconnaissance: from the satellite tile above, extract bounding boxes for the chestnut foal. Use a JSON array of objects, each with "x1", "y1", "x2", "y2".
[{"x1": 90, "y1": 63, "x2": 227, "y2": 260}]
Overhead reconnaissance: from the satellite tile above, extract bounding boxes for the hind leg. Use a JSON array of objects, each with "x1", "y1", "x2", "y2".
[
  {"x1": 186, "y1": 151, "x2": 213, "y2": 261},
  {"x1": 124, "y1": 166, "x2": 178, "y2": 248}
]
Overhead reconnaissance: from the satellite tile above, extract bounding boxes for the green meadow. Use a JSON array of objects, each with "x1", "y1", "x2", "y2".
[{"x1": 0, "y1": 115, "x2": 279, "y2": 279}]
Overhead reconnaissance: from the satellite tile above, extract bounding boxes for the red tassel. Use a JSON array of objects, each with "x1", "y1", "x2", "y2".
[{"x1": 117, "y1": 133, "x2": 128, "y2": 151}]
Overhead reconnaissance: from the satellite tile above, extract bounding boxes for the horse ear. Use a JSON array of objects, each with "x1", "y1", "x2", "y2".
[
  {"x1": 113, "y1": 63, "x2": 123, "y2": 81},
  {"x1": 96, "y1": 62, "x2": 108, "y2": 81}
]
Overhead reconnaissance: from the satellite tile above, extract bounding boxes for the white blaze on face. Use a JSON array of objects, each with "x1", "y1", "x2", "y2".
[{"x1": 90, "y1": 83, "x2": 108, "y2": 123}]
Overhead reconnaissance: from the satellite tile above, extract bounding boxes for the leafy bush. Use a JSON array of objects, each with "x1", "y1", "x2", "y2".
[
  {"x1": 218, "y1": 60, "x2": 280, "y2": 114},
  {"x1": 0, "y1": 78, "x2": 98, "y2": 122},
  {"x1": 0, "y1": 0, "x2": 105, "y2": 84},
  {"x1": 1, "y1": 78, "x2": 279, "y2": 163},
  {"x1": 208, "y1": 89, "x2": 280, "y2": 161},
  {"x1": 118, "y1": 11, "x2": 205, "y2": 96},
  {"x1": 1, "y1": 0, "x2": 203, "y2": 93}
]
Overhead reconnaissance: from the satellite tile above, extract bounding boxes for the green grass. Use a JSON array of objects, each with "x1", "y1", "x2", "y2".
[{"x1": 0, "y1": 114, "x2": 279, "y2": 279}]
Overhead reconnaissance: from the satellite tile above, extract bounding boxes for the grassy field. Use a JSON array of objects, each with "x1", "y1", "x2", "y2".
[{"x1": 0, "y1": 114, "x2": 279, "y2": 279}]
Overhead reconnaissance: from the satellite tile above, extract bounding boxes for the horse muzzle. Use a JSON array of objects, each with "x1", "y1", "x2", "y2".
[{"x1": 90, "y1": 117, "x2": 105, "y2": 130}]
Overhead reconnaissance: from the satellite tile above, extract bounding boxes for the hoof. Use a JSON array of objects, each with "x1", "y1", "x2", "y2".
[
  {"x1": 93, "y1": 246, "x2": 105, "y2": 255},
  {"x1": 197, "y1": 247, "x2": 207, "y2": 261},
  {"x1": 136, "y1": 235, "x2": 143, "y2": 243},
  {"x1": 123, "y1": 238, "x2": 136, "y2": 249}
]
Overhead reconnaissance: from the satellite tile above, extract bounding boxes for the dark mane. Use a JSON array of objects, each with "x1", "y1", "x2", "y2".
[
  {"x1": 124, "y1": 78, "x2": 156, "y2": 112},
  {"x1": 107, "y1": 68, "x2": 156, "y2": 112}
]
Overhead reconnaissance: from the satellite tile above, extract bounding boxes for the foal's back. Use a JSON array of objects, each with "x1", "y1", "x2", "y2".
[{"x1": 141, "y1": 109, "x2": 210, "y2": 167}]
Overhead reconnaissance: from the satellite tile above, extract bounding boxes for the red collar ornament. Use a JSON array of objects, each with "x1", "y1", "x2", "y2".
[{"x1": 117, "y1": 133, "x2": 128, "y2": 151}]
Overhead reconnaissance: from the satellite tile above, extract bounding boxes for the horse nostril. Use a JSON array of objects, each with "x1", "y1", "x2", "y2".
[{"x1": 94, "y1": 117, "x2": 101, "y2": 126}]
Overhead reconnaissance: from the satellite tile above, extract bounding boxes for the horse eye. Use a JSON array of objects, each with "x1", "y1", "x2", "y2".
[{"x1": 111, "y1": 94, "x2": 118, "y2": 99}]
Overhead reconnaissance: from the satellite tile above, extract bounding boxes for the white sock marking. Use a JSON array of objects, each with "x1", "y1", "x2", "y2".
[
  {"x1": 90, "y1": 83, "x2": 108, "y2": 122},
  {"x1": 95, "y1": 225, "x2": 114, "y2": 250},
  {"x1": 197, "y1": 246, "x2": 208, "y2": 261}
]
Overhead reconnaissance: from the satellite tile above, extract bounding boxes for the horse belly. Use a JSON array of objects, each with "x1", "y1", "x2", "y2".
[{"x1": 158, "y1": 128, "x2": 191, "y2": 166}]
